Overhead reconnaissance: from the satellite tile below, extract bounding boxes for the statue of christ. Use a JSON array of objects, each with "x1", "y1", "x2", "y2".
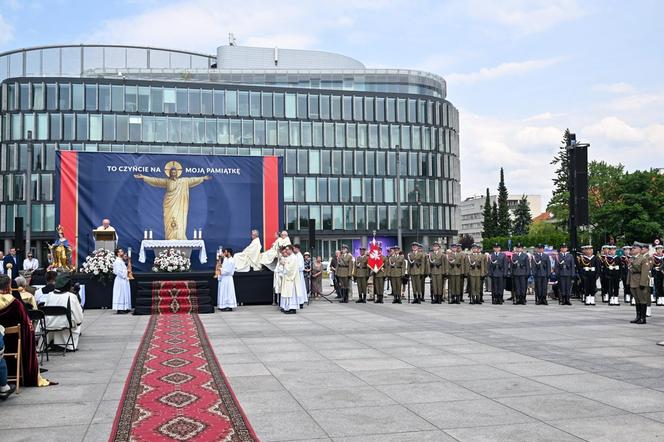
[{"x1": 134, "y1": 161, "x2": 211, "y2": 240}]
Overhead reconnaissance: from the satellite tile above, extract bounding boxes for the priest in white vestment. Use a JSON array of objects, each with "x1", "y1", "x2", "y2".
[
  {"x1": 234, "y1": 230, "x2": 263, "y2": 272},
  {"x1": 217, "y1": 248, "x2": 237, "y2": 311},
  {"x1": 293, "y1": 244, "x2": 308, "y2": 307},
  {"x1": 279, "y1": 246, "x2": 301, "y2": 314},
  {"x1": 273, "y1": 249, "x2": 287, "y2": 305},
  {"x1": 43, "y1": 274, "x2": 84, "y2": 350},
  {"x1": 112, "y1": 249, "x2": 132, "y2": 313},
  {"x1": 260, "y1": 231, "x2": 292, "y2": 270}
]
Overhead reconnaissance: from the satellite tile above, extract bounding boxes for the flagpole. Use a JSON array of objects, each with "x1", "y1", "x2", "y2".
[{"x1": 396, "y1": 144, "x2": 402, "y2": 250}]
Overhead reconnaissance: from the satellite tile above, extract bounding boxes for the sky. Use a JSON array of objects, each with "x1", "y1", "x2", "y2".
[{"x1": 0, "y1": 0, "x2": 662, "y2": 209}]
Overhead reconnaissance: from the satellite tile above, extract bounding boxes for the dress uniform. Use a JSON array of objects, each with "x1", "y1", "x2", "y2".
[
  {"x1": 531, "y1": 244, "x2": 551, "y2": 305},
  {"x1": 555, "y1": 244, "x2": 575, "y2": 305},
  {"x1": 598, "y1": 245, "x2": 609, "y2": 303},
  {"x1": 336, "y1": 245, "x2": 353, "y2": 303},
  {"x1": 388, "y1": 247, "x2": 406, "y2": 303},
  {"x1": 408, "y1": 242, "x2": 425, "y2": 304},
  {"x1": 354, "y1": 247, "x2": 369, "y2": 303},
  {"x1": 428, "y1": 242, "x2": 447, "y2": 304},
  {"x1": 621, "y1": 246, "x2": 632, "y2": 303},
  {"x1": 488, "y1": 243, "x2": 508, "y2": 304},
  {"x1": 372, "y1": 253, "x2": 386, "y2": 304},
  {"x1": 629, "y1": 242, "x2": 651, "y2": 324},
  {"x1": 578, "y1": 245, "x2": 598, "y2": 305},
  {"x1": 652, "y1": 245, "x2": 664, "y2": 306},
  {"x1": 510, "y1": 243, "x2": 530, "y2": 305},
  {"x1": 601, "y1": 245, "x2": 622, "y2": 306},
  {"x1": 447, "y1": 244, "x2": 464, "y2": 304},
  {"x1": 466, "y1": 244, "x2": 486, "y2": 304}
]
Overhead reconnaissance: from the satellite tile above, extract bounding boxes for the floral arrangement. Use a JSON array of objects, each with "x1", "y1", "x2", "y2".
[
  {"x1": 80, "y1": 248, "x2": 115, "y2": 281},
  {"x1": 152, "y1": 248, "x2": 191, "y2": 272}
]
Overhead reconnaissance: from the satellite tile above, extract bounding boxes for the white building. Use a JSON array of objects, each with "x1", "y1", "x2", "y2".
[{"x1": 458, "y1": 194, "x2": 542, "y2": 241}]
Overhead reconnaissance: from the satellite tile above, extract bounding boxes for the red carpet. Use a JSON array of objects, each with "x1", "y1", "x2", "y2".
[
  {"x1": 110, "y1": 282, "x2": 257, "y2": 441},
  {"x1": 151, "y1": 280, "x2": 199, "y2": 314}
]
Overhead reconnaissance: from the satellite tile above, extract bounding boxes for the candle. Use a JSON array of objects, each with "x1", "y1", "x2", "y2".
[
  {"x1": 144, "y1": 230, "x2": 148, "y2": 239},
  {"x1": 199, "y1": 228, "x2": 203, "y2": 239},
  {"x1": 128, "y1": 248, "x2": 132, "y2": 258},
  {"x1": 149, "y1": 230, "x2": 153, "y2": 239}
]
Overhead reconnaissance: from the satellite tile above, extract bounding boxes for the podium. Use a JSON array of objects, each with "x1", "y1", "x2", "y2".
[{"x1": 93, "y1": 229, "x2": 117, "y2": 252}]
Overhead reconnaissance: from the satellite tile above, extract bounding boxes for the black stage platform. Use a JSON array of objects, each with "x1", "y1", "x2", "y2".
[{"x1": 73, "y1": 270, "x2": 274, "y2": 309}]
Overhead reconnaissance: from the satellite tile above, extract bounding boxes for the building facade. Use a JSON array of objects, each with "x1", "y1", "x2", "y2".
[
  {"x1": 459, "y1": 194, "x2": 542, "y2": 242},
  {"x1": 0, "y1": 44, "x2": 460, "y2": 261}
]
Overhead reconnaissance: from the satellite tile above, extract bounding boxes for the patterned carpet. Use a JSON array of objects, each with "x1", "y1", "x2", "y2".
[
  {"x1": 110, "y1": 282, "x2": 257, "y2": 441},
  {"x1": 151, "y1": 281, "x2": 200, "y2": 314}
]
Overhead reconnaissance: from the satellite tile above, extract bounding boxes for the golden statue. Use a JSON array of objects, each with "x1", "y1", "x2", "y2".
[
  {"x1": 134, "y1": 161, "x2": 211, "y2": 240},
  {"x1": 48, "y1": 225, "x2": 74, "y2": 270}
]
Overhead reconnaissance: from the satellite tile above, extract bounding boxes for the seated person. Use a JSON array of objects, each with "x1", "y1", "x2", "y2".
[
  {"x1": 14, "y1": 276, "x2": 37, "y2": 310},
  {"x1": 22, "y1": 251, "x2": 39, "y2": 272},
  {"x1": 35, "y1": 271, "x2": 57, "y2": 305},
  {"x1": 234, "y1": 230, "x2": 263, "y2": 272},
  {"x1": 42, "y1": 274, "x2": 84, "y2": 351},
  {"x1": 0, "y1": 324, "x2": 16, "y2": 400}
]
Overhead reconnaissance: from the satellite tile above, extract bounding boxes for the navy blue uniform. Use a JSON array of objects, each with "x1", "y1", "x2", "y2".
[
  {"x1": 531, "y1": 252, "x2": 551, "y2": 304},
  {"x1": 555, "y1": 252, "x2": 575, "y2": 305},
  {"x1": 510, "y1": 252, "x2": 530, "y2": 305},
  {"x1": 488, "y1": 252, "x2": 508, "y2": 304}
]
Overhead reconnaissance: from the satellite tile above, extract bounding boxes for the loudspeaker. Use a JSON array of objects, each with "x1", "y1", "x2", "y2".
[
  {"x1": 574, "y1": 145, "x2": 589, "y2": 226},
  {"x1": 14, "y1": 217, "x2": 24, "y2": 252},
  {"x1": 308, "y1": 219, "x2": 315, "y2": 256}
]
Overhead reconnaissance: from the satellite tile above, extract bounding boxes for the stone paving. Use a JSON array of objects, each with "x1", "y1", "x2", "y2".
[{"x1": 3, "y1": 289, "x2": 664, "y2": 441}]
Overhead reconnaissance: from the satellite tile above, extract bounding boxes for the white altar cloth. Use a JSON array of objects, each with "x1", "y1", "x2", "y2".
[{"x1": 138, "y1": 240, "x2": 208, "y2": 264}]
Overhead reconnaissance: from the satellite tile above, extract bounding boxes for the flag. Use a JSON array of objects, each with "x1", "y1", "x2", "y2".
[{"x1": 368, "y1": 237, "x2": 384, "y2": 273}]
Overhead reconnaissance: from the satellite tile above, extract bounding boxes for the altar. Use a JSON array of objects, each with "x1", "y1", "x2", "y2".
[{"x1": 138, "y1": 239, "x2": 208, "y2": 264}]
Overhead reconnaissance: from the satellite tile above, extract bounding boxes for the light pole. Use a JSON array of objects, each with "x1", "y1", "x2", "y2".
[
  {"x1": 415, "y1": 183, "x2": 421, "y2": 244},
  {"x1": 395, "y1": 144, "x2": 402, "y2": 250},
  {"x1": 26, "y1": 130, "x2": 33, "y2": 257}
]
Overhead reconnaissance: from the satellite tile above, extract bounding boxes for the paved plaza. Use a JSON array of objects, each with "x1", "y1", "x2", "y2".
[{"x1": 3, "y1": 292, "x2": 664, "y2": 441}]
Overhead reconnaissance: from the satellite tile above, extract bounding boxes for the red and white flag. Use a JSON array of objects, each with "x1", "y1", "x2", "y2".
[{"x1": 368, "y1": 237, "x2": 384, "y2": 273}]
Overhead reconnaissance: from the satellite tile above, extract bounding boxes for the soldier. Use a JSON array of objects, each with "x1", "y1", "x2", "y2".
[
  {"x1": 371, "y1": 247, "x2": 386, "y2": 304},
  {"x1": 408, "y1": 242, "x2": 425, "y2": 304},
  {"x1": 629, "y1": 242, "x2": 651, "y2": 324},
  {"x1": 598, "y1": 245, "x2": 609, "y2": 303},
  {"x1": 488, "y1": 243, "x2": 508, "y2": 304},
  {"x1": 336, "y1": 244, "x2": 353, "y2": 303},
  {"x1": 621, "y1": 245, "x2": 632, "y2": 303},
  {"x1": 578, "y1": 245, "x2": 598, "y2": 305},
  {"x1": 653, "y1": 244, "x2": 664, "y2": 306},
  {"x1": 531, "y1": 244, "x2": 551, "y2": 305},
  {"x1": 510, "y1": 243, "x2": 530, "y2": 305},
  {"x1": 354, "y1": 247, "x2": 369, "y2": 303},
  {"x1": 388, "y1": 246, "x2": 405, "y2": 303},
  {"x1": 420, "y1": 243, "x2": 432, "y2": 303},
  {"x1": 466, "y1": 243, "x2": 486, "y2": 304},
  {"x1": 602, "y1": 245, "x2": 622, "y2": 306},
  {"x1": 447, "y1": 243, "x2": 464, "y2": 304},
  {"x1": 555, "y1": 243, "x2": 575, "y2": 305},
  {"x1": 428, "y1": 241, "x2": 446, "y2": 304}
]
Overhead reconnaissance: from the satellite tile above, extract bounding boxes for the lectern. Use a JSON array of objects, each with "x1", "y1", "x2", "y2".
[{"x1": 93, "y1": 229, "x2": 117, "y2": 252}]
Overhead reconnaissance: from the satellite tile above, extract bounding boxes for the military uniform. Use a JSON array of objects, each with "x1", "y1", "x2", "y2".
[
  {"x1": 531, "y1": 246, "x2": 551, "y2": 305},
  {"x1": 629, "y1": 243, "x2": 651, "y2": 324},
  {"x1": 652, "y1": 247, "x2": 664, "y2": 306},
  {"x1": 354, "y1": 249, "x2": 369, "y2": 303},
  {"x1": 601, "y1": 247, "x2": 622, "y2": 305},
  {"x1": 621, "y1": 246, "x2": 632, "y2": 303},
  {"x1": 466, "y1": 245, "x2": 486, "y2": 304},
  {"x1": 372, "y1": 256, "x2": 386, "y2": 304},
  {"x1": 428, "y1": 245, "x2": 447, "y2": 304},
  {"x1": 598, "y1": 246, "x2": 609, "y2": 303},
  {"x1": 555, "y1": 247, "x2": 575, "y2": 305},
  {"x1": 408, "y1": 244, "x2": 425, "y2": 304},
  {"x1": 447, "y1": 246, "x2": 464, "y2": 304},
  {"x1": 510, "y1": 246, "x2": 530, "y2": 305},
  {"x1": 578, "y1": 246, "x2": 598, "y2": 305},
  {"x1": 488, "y1": 246, "x2": 508, "y2": 304},
  {"x1": 336, "y1": 247, "x2": 353, "y2": 303},
  {"x1": 388, "y1": 249, "x2": 405, "y2": 303}
]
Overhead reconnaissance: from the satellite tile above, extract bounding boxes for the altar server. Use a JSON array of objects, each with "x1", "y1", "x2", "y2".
[
  {"x1": 293, "y1": 244, "x2": 308, "y2": 308},
  {"x1": 112, "y1": 248, "x2": 132, "y2": 313},
  {"x1": 280, "y1": 245, "x2": 301, "y2": 314},
  {"x1": 43, "y1": 273, "x2": 84, "y2": 350},
  {"x1": 217, "y1": 248, "x2": 237, "y2": 312}
]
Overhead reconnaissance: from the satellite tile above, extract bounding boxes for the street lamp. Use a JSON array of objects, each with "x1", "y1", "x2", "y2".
[
  {"x1": 415, "y1": 183, "x2": 421, "y2": 244},
  {"x1": 395, "y1": 144, "x2": 402, "y2": 250},
  {"x1": 26, "y1": 130, "x2": 33, "y2": 257}
]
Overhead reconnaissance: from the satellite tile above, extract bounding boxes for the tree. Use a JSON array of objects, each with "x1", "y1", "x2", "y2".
[
  {"x1": 496, "y1": 168, "x2": 511, "y2": 236},
  {"x1": 459, "y1": 233, "x2": 475, "y2": 250},
  {"x1": 547, "y1": 129, "x2": 572, "y2": 229},
  {"x1": 491, "y1": 201, "x2": 499, "y2": 236},
  {"x1": 587, "y1": 160, "x2": 625, "y2": 244},
  {"x1": 512, "y1": 196, "x2": 532, "y2": 235},
  {"x1": 481, "y1": 187, "x2": 495, "y2": 239}
]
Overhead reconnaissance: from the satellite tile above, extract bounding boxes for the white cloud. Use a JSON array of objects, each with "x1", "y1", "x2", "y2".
[
  {"x1": 0, "y1": 14, "x2": 14, "y2": 45},
  {"x1": 447, "y1": 57, "x2": 564, "y2": 85},
  {"x1": 583, "y1": 116, "x2": 644, "y2": 144},
  {"x1": 592, "y1": 82, "x2": 636, "y2": 94}
]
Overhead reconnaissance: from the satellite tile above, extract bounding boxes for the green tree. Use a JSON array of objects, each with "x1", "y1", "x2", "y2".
[
  {"x1": 481, "y1": 188, "x2": 495, "y2": 239},
  {"x1": 547, "y1": 129, "x2": 572, "y2": 229},
  {"x1": 512, "y1": 196, "x2": 532, "y2": 235},
  {"x1": 587, "y1": 160, "x2": 625, "y2": 243},
  {"x1": 491, "y1": 201, "x2": 499, "y2": 235},
  {"x1": 496, "y1": 168, "x2": 511, "y2": 236}
]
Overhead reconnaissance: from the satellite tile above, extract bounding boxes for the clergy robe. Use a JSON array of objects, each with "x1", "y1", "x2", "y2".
[
  {"x1": 295, "y1": 251, "x2": 308, "y2": 305},
  {"x1": 234, "y1": 237, "x2": 262, "y2": 272},
  {"x1": 280, "y1": 255, "x2": 302, "y2": 311},
  {"x1": 43, "y1": 290, "x2": 84, "y2": 350},
  {"x1": 260, "y1": 236, "x2": 292, "y2": 270},
  {"x1": 112, "y1": 257, "x2": 132, "y2": 311},
  {"x1": 217, "y1": 257, "x2": 237, "y2": 309}
]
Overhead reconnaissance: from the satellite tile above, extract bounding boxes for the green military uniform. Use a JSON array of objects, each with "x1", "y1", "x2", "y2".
[
  {"x1": 337, "y1": 246, "x2": 353, "y2": 303},
  {"x1": 629, "y1": 243, "x2": 652, "y2": 324},
  {"x1": 354, "y1": 249, "x2": 369, "y2": 303},
  {"x1": 408, "y1": 243, "x2": 425, "y2": 304},
  {"x1": 372, "y1": 256, "x2": 386, "y2": 303},
  {"x1": 429, "y1": 244, "x2": 447, "y2": 304},
  {"x1": 388, "y1": 249, "x2": 406, "y2": 304},
  {"x1": 466, "y1": 245, "x2": 487, "y2": 304},
  {"x1": 447, "y1": 245, "x2": 465, "y2": 304}
]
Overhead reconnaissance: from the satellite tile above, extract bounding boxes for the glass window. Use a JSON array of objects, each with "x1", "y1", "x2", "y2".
[
  {"x1": 419, "y1": 99, "x2": 426, "y2": 124},
  {"x1": 180, "y1": 118, "x2": 192, "y2": 143},
  {"x1": 412, "y1": 126, "x2": 421, "y2": 150},
  {"x1": 335, "y1": 123, "x2": 344, "y2": 148},
  {"x1": 112, "y1": 85, "x2": 124, "y2": 112},
  {"x1": 289, "y1": 121, "x2": 300, "y2": 146},
  {"x1": 379, "y1": 206, "x2": 388, "y2": 230},
  {"x1": 354, "y1": 151, "x2": 364, "y2": 175},
  {"x1": 344, "y1": 206, "x2": 354, "y2": 230},
  {"x1": 365, "y1": 151, "x2": 375, "y2": 175},
  {"x1": 129, "y1": 115, "x2": 142, "y2": 142},
  {"x1": 50, "y1": 114, "x2": 61, "y2": 140},
  {"x1": 313, "y1": 122, "x2": 323, "y2": 147},
  {"x1": 356, "y1": 206, "x2": 366, "y2": 230},
  {"x1": 238, "y1": 91, "x2": 249, "y2": 116},
  {"x1": 286, "y1": 206, "x2": 297, "y2": 230},
  {"x1": 213, "y1": 90, "x2": 224, "y2": 115},
  {"x1": 306, "y1": 177, "x2": 316, "y2": 202},
  {"x1": 397, "y1": 98, "x2": 406, "y2": 123},
  {"x1": 385, "y1": 178, "x2": 394, "y2": 203},
  {"x1": 193, "y1": 118, "x2": 205, "y2": 144},
  {"x1": 347, "y1": 124, "x2": 356, "y2": 148},
  {"x1": 266, "y1": 121, "x2": 277, "y2": 145},
  {"x1": 72, "y1": 84, "x2": 84, "y2": 111},
  {"x1": 368, "y1": 124, "x2": 378, "y2": 149},
  {"x1": 217, "y1": 119, "x2": 229, "y2": 144},
  {"x1": 150, "y1": 87, "x2": 163, "y2": 113},
  {"x1": 322, "y1": 206, "x2": 332, "y2": 230},
  {"x1": 340, "y1": 178, "x2": 350, "y2": 202},
  {"x1": 249, "y1": 92, "x2": 261, "y2": 117},
  {"x1": 241, "y1": 120, "x2": 253, "y2": 145},
  {"x1": 386, "y1": 152, "x2": 395, "y2": 175},
  {"x1": 320, "y1": 95, "x2": 330, "y2": 119},
  {"x1": 103, "y1": 115, "x2": 115, "y2": 141},
  {"x1": 116, "y1": 115, "x2": 129, "y2": 142},
  {"x1": 317, "y1": 177, "x2": 327, "y2": 202},
  {"x1": 353, "y1": 96, "x2": 363, "y2": 121},
  {"x1": 98, "y1": 85, "x2": 110, "y2": 111},
  {"x1": 254, "y1": 120, "x2": 265, "y2": 145},
  {"x1": 284, "y1": 177, "x2": 294, "y2": 202},
  {"x1": 85, "y1": 84, "x2": 96, "y2": 111},
  {"x1": 309, "y1": 94, "x2": 319, "y2": 119},
  {"x1": 358, "y1": 124, "x2": 367, "y2": 148},
  {"x1": 331, "y1": 96, "x2": 341, "y2": 120},
  {"x1": 59, "y1": 84, "x2": 70, "y2": 110},
  {"x1": 342, "y1": 96, "x2": 352, "y2": 121},
  {"x1": 295, "y1": 177, "x2": 305, "y2": 201},
  {"x1": 226, "y1": 90, "x2": 237, "y2": 116},
  {"x1": 64, "y1": 114, "x2": 76, "y2": 140},
  {"x1": 401, "y1": 125, "x2": 411, "y2": 149},
  {"x1": 33, "y1": 83, "x2": 45, "y2": 110},
  {"x1": 76, "y1": 114, "x2": 88, "y2": 141},
  {"x1": 46, "y1": 84, "x2": 57, "y2": 111},
  {"x1": 333, "y1": 206, "x2": 343, "y2": 229},
  {"x1": 23, "y1": 114, "x2": 34, "y2": 140},
  {"x1": 19, "y1": 84, "x2": 30, "y2": 110},
  {"x1": 273, "y1": 93, "x2": 284, "y2": 118},
  {"x1": 343, "y1": 151, "x2": 353, "y2": 174},
  {"x1": 188, "y1": 89, "x2": 201, "y2": 114},
  {"x1": 201, "y1": 90, "x2": 213, "y2": 114},
  {"x1": 320, "y1": 150, "x2": 330, "y2": 175},
  {"x1": 297, "y1": 149, "x2": 308, "y2": 174},
  {"x1": 278, "y1": 121, "x2": 288, "y2": 146},
  {"x1": 89, "y1": 115, "x2": 102, "y2": 141},
  {"x1": 285, "y1": 93, "x2": 296, "y2": 118},
  {"x1": 297, "y1": 94, "x2": 307, "y2": 119},
  {"x1": 386, "y1": 98, "x2": 395, "y2": 122},
  {"x1": 163, "y1": 88, "x2": 176, "y2": 113},
  {"x1": 323, "y1": 123, "x2": 334, "y2": 148},
  {"x1": 261, "y1": 92, "x2": 272, "y2": 118},
  {"x1": 309, "y1": 149, "x2": 320, "y2": 174},
  {"x1": 332, "y1": 151, "x2": 342, "y2": 175},
  {"x1": 176, "y1": 88, "x2": 188, "y2": 114},
  {"x1": 301, "y1": 122, "x2": 312, "y2": 147},
  {"x1": 11, "y1": 114, "x2": 21, "y2": 140},
  {"x1": 351, "y1": 178, "x2": 361, "y2": 202},
  {"x1": 229, "y1": 119, "x2": 241, "y2": 144},
  {"x1": 407, "y1": 99, "x2": 417, "y2": 123},
  {"x1": 388, "y1": 206, "x2": 397, "y2": 229},
  {"x1": 285, "y1": 150, "x2": 296, "y2": 174}
]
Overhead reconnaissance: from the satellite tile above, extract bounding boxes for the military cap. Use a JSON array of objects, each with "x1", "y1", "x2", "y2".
[
  {"x1": 432, "y1": 241, "x2": 440, "y2": 246},
  {"x1": 304, "y1": 251, "x2": 310, "y2": 256},
  {"x1": 655, "y1": 244, "x2": 664, "y2": 249},
  {"x1": 341, "y1": 244, "x2": 349, "y2": 250},
  {"x1": 515, "y1": 242, "x2": 524, "y2": 248},
  {"x1": 359, "y1": 246, "x2": 366, "y2": 250},
  {"x1": 472, "y1": 243, "x2": 481, "y2": 248},
  {"x1": 581, "y1": 245, "x2": 593, "y2": 250},
  {"x1": 632, "y1": 241, "x2": 643, "y2": 248},
  {"x1": 411, "y1": 242, "x2": 420, "y2": 247},
  {"x1": 492, "y1": 243, "x2": 501, "y2": 248},
  {"x1": 608, "y1": 245, "x2": 617, "y2": 249},
  {"x1": 560, "y1": 243, "x2": 568, "y2": 248},
  {"x1": 622, "y1": 245, "x2": 632, "y2": 250},
  {"x1": 55, "y1": 272, "x2": 71, "y2": 290}
]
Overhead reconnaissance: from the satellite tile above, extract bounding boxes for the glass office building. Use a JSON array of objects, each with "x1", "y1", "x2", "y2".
[{"x1": 0, "y1": 44, "x2": 460, "y2": 259}]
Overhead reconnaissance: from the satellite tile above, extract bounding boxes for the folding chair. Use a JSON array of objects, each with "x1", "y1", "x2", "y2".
[
  {"x1": 40, "y1": 305, "x2": 74, "y2": 356},
  {"x1": 3, "y1": 325, "x2": 22, "y2": 393},
  {"x1": 27, "y1": 309, "x2": 49, "y2": 363}
]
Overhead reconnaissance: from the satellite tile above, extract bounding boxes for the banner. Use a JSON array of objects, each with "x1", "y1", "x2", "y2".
[{"x1": 55, "y1": 152, "x2": 283, "y2": 271}]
